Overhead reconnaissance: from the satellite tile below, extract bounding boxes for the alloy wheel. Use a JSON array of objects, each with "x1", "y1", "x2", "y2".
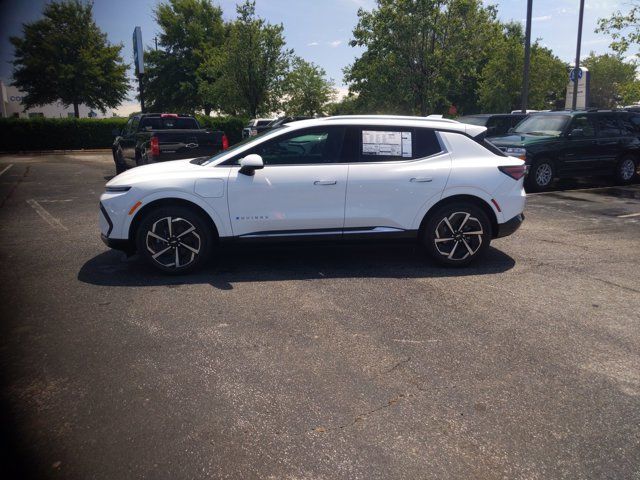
[
  {"x1": 620, "y1": 158, "x2": 636, "y2": 181},
  {"x1": 145, "y1": 216, "x2": 201, "y2": 269},
  {"x1": 433, "y1": 211, "x2": 483, "y2": 261},
  {"x1": 535, "y1": 163, "x2": 553, "y2": 187}
]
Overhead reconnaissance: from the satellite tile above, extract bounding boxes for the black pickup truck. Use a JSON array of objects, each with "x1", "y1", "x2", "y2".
[{"x1": 112, "y1": 113, "x2": 228, "y2": 173}]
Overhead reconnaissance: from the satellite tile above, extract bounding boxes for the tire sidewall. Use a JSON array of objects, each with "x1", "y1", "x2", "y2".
[
  {"x1": 422, "y1": 203, "x2": 492, "y2": 267},
  {"x1": 135, "y1": 206, "x2": 214, "y2": 274},
  {"x1": 526, "y1": 159, "x2": 554, "y2": 191},
  {"x1": 113, "y1": 148, "x2": 127, "y2": 174}
]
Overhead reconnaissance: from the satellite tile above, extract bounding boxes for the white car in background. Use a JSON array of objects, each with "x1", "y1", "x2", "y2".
[{"x1": 99, "y1": 115, "x2": 526, "y2": 274}]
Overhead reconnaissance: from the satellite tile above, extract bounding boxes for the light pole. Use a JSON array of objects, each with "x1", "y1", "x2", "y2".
[
  {"x1": 521, "y1": 0, "x2": 533, "y2": 113},
  {"x1": 572, "y1": 0, "x2": 586, "y2": 110}
]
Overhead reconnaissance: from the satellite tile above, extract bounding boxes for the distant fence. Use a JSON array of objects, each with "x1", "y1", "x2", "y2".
[{"x1": 0, "y1": 116, "x2": 247, "y2": 152}]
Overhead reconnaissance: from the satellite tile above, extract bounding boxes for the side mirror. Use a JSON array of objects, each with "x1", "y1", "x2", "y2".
[
  {"x1": 507, "y1": 127, "x2": 515, "y2": 134},
  {"x1": 239, "y1": 154, "x2": 264, "y2": 176},
  {"x1": 112, "y1": 128, "x2": 121, "y2": 136},
  {"x1": 569, "y1": 128, "x2": 584, "y2": 138}
]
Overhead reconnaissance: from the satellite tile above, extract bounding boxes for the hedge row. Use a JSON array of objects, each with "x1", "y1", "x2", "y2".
[{"x1": 0, "y1": 115, "x2": 248, "y2": 152}]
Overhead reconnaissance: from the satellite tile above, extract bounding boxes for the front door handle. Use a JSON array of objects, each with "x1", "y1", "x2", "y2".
[
  {"x1": 314, "y1": 180, "x2": 337, "y2": 185},
  {"x1": 410, "y1": 177, "x2": 433, "y2": 183}
]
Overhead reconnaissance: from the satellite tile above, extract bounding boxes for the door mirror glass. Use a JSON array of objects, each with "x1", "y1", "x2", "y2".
[
  {"x1": 569, "y1": 128, "x2": 584, "y2": 137},
  {"x1": 239, "y1": 154, "x2": 264, "y2": 175}
]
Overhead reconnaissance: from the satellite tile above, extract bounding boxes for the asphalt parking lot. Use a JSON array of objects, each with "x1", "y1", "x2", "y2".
[{"x1": 1, "y1": 153, "x2": 639, "y2": 479}]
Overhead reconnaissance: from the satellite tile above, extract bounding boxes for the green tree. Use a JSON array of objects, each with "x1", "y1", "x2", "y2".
[
  {"x1": 582, "y1": 52, "x2": 638, "y2": 108},
  {"x1": 144, "y1": 0, "x2": 225, "y2": 114},
  {"x1": 597, "y1": 1, "x2": 640, "y2": 54},
  {"x1": 478, "y1": 22, "x2": 567, "y2": 113},
  {"x1": 215, "y1": 1, "x2": 292, "y2": 116},
  {"x1": 10, "y1": 0, "x2": 128, "y2": 118},
  {"x1": 344, "y1": 0, "x2": 502, "y2": 116},
  {"x1": 284, "y1": 58, "x2": 336, "y2": 116}
]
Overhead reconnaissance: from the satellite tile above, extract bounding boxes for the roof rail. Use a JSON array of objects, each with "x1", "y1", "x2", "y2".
[{"x1": 322, "y1": 114, "x2": 459, "y2": 124}]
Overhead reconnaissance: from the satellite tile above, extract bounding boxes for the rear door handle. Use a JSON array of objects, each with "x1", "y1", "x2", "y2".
[
  {"x1": 410, "y1": 177, "x2": 433, "y2": 183},
  {"x1": 314, "y1": 180, "x2": 337, "y2": 185}
]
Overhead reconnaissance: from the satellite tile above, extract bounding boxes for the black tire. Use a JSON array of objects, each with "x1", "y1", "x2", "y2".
[
  {"x1": 526, "y1": 159, "x2": 555, "y2": 192},
  {"x1": 615, "y1": 155, "x2": 637, "y2": 184},
  {"x1": 135, "y1": 205, "x2": 214, "y2": 274},
  {"x1": 422, "y1": 202, "x2": 492, "y2": 267},
  {"x1": 113, "y1": 148, "x2": 127, "y2": 174}
]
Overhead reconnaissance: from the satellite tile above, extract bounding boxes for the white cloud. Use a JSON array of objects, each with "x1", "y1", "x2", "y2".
[
  {"x1": 307, "y1": 41, "x2": 319, "y2": 46},
  {"x1": 532, "y1": 15, "x2": 552, "y2": 22},
  {"x1": 328, "y1": 40, "x2": 343, "y2": 48}
]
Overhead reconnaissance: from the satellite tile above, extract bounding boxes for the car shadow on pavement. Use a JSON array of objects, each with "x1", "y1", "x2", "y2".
[{"x1": 78, "y1": 243, "x2": 516, "y2": 290}]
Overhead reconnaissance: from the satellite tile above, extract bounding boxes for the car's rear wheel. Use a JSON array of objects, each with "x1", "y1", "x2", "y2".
[
  {"x1": 135, "y1": 205, "x2": 214, "y2": 274},
  {"x1": 526, "y1": 159, "x2": 555, "y2": 191},
  {"x1": 422, "y1": 202, "x2": 492, "y2": 267},
  {"x1": 615, "y1": 155, "x2": 637, "y2": 184}
]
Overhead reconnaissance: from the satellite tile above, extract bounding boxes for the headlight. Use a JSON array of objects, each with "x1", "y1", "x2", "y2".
[
  {"x1": 105, "y1": 185, "x2": 131, "y2": 193},
  {"x1": 504, "y1": 147, "x2": 526, "y2": 159}
]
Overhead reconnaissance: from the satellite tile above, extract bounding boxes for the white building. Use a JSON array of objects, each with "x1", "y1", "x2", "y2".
[{"x1": 1, "y1": 80, "x2": 116, "y2": 118}]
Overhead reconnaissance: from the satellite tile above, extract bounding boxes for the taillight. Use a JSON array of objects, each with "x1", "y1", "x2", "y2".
[
  {"x1": 499, "y1": 165, "x2": 527, "y2": 180},
  {"x1": 150, "y1": 136, "x2": 160, "y2": 157},
  {"x1": 222, "y1": 133, "x2": 229, "y2": 150}
]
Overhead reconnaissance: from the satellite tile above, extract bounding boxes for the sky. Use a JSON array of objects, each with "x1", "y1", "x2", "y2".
[{"x1": 0, "y1": 0, "x2": 634, "y2": 115}]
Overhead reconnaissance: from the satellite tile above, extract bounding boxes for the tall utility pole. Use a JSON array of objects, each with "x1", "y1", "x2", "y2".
[
  {"x1": 572, "y1": 0, "x2": 586, "y2": 110},
  {"x1": 521, "y1": 0, "x2": 533, "y2": 113}
]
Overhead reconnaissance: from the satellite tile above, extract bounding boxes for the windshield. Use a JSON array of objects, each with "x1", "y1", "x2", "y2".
[
  {"x1": 513, "y1": 115, "x2": 569, "y2": 136},
  {"x1": 458, "y1": 116, "x2": 488, "y2": 126},
  {"x1": 201, "y1": 126, "x2": 286, "y2": 165}
]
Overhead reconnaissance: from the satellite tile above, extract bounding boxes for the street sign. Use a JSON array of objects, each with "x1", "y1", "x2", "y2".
[{"x1": 133, "y1": 27, "x2": 144, "y2": 76}]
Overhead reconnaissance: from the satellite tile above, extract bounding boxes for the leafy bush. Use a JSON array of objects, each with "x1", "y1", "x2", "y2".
[
  {"x1": 0, "y1": 117, "x2": 127, "y2": 151},
  {"x1": 0, "y1": 115, "x2": 248, "y2": 152}
]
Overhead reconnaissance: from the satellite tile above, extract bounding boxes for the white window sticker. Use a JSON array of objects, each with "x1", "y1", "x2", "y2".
[{"x1": 362, "y1": 130, "x2": 412, "y2": 158}]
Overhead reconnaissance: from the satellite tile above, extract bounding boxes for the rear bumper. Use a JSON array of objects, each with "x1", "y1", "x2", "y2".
[{"x1": 495, "y1": 213, "x2": 524, "y2": 238}]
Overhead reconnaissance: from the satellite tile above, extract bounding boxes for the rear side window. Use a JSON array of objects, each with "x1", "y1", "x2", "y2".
[
  {"x1": 620, "y1": 114, "x2": 640, "y2": 135},
  {"x1": 342, "y1": 127, "x2": 442, "y2": 162},
  {"x1": 594, "y1": 115, "x2": 622, "y2": 137}
]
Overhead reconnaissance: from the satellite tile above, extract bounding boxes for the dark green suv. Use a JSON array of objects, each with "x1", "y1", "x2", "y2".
[{"x1": 488, "y1": 111, "x2": 640, "y2": 190}]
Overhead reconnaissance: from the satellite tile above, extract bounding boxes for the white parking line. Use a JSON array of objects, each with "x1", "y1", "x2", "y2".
[
  {"x1": 26, "y1": 199, "x2": 68, "y2": 231},
  {"x1": 618, "y1": 212, "x2": 640, "y2": 218},
  {"x1": 0, "y1": 164, "x2": 13, "y2": 177}
]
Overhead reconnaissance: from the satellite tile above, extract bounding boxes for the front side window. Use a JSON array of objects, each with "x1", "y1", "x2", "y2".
[
  {"x1": 514, "y1": 115, "x2": 570, "y2": 136},
  {"x1": 569, "y1": 115, "x2": 596, "y2": 137},
  {"x1": 237, "y1": 126, "x2": 345, "y2": 165}
]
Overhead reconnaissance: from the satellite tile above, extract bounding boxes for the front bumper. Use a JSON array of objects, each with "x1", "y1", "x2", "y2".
[
  {"x1": 495, "y1": 213, "x2": 524, "y2": 238},
  {"x1": 101, "y1": 233, "x2": 133, "y2": 253}
]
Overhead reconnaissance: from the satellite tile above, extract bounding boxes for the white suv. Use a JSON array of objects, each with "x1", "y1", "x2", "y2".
[{"x1": 99, "y1": 116, "x2": 526, "y2": 274}]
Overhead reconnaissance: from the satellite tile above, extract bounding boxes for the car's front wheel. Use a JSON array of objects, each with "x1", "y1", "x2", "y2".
[
  {"x1": 135, "y1": 205, "x2": 214, "y2": 274},
  {"x1": 615, "y1": 155, "x2": 637, "y2": 184},
  {"x1": 526, "y1": 159, "x2": 555, "y2": 191},
  {"x1": 422, "y1": 202, "x2": 492, "y2": 267}
]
